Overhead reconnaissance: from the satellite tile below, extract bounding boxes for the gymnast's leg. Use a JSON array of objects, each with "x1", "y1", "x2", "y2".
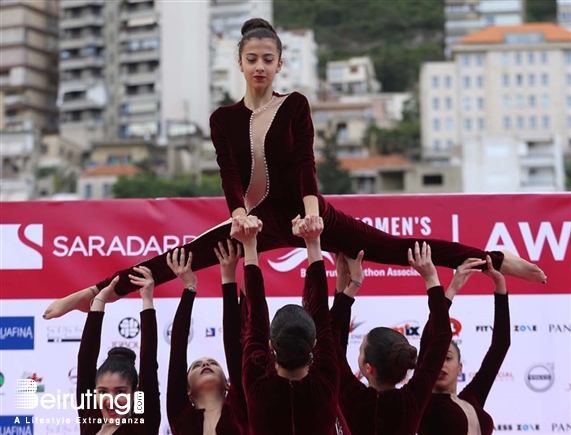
[{"x1": 320, "y1": 202, "x2": 546, "y2": 283}]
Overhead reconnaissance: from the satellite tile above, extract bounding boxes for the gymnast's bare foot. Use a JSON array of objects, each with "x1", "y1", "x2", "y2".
[
  {"x1": 499, "y1": 250, "x2": 547, "y2": 283},
  {"x1": 43, "y1": 286, "x2": 97, "y2": 319}
]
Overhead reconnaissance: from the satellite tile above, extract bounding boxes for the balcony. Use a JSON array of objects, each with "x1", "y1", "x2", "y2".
[
  {"x1": 122, "y1": 91, "x2": 160, "y2": 104},
  {"x1": 119, "y1": 28, "x2": 159, "y2": 43},
  {"x1": 60, "y1": 15, "x2": 105, "y2": 30},
  {"x1": 120, "y1": 49, "x2": 159, "y2": 64},
  {"x1": 60, "y1": 56, "x2": 105, "y2": 70},
  {"x1": 120, "y1": 70, "x2": 158, "y2": 86},
  {"x1": 120, "y1": 9, "x2": 158, "y2": 24},
  {"x1": 60, "y1": 98, "x2": 104, "y2": 111},
  {"x1": 3, "y1": 94, "x2": 28, "y2": 106},
  {"x1": 519, "y1": 154, "x2": 556, "y2": 168},
  {"x1": 120, "y1": 112, "x2": 159, "y2": 125},
  {"x1": 60, "y1": 35, "x2": 105, "y2": 50},
  {"x1": 61, "y1": 0, "x2": 105, "y2": 8}
]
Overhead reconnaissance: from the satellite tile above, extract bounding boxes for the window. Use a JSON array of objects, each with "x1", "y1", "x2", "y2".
[
  {"x1": 542, "y1": 116, "x2": 550, "y2": 129},
  {"x1": 529, "y1": 115, "x2": 536, "y2": 130},
  {"x1": 475, "y1": 53, "x2": 484, "y2": 66},
  {"x1": 478, "y1": 118, "x2": 485, "y2": 131},
  {"x1": 433, "y1": 118, "x2": 440, "y2": 131},
  {"x1": 464, "y1": 118, "x2": 472, "y2": 131},
  {"x1": 516, "y1": 95, "x2": 524, "y2": 108},
  {"x1": 423, "y1": 174, "x2": 443, "y2": 186},
  {"x1": 502, "y1": 74, "x2": 510, "y2": 87},
  {"x1": 463, "y1": 76, "x2": 471, "y2": 88},
  {"x1": 462, "y1": 54, "x2": 470, "y2": 67},
  {"x1": 516, "y1": 74, "x2": 523, "y2": 86},
  {"x1": 445, "y1": 76, "x2": 452, "y2": 89},
  {"x1": 528, "y1": 95, "x2": 536, "y2": 108},
  {"x1": 84, "y1": 183, "x2": 92, "y2": 199},
  {"x1": 432, "y1": 98, "x2": 440, "y2": 110},
  {"x1": 477, "y1": 97, "x2": 484, "y2": 110},
  {"x1": 541, "y1": 95, "x2": 550, "y2": 109},
  {"x1": 503, "y1": 116, "x2": 511, "y2": 130},
  {"x1": 567, "y1": 74, "x2": 571, "y2": 86},
  {"x1": 463, "y1": 96, "x2": 472, "y2": 110},
  {"x1": 566, "y1": 51, "x2": 571, "y2": 65},
  {"x1": 540, "y1": 52, "x2": 548, "y2": 64},
  {"x1": 516, "y1": 116, "x2": 524, "y2": 129},
  {"x1": 528, "y1": 74, "x2": 535, "y2": 86},
  {"x1": 476, "y1": 76, "x2": 484, "y2": 88},
  {"x1": 527, "y1": 52, "x2": 535, "y2": 64},
  {"x1": 432, "y1": 76, "x2": 440, "y2": 88},
  {"x1": 515, "y1": 52, "x2": 522, "y2": 65},
  {"x1": 103, "y1": 183, "x2": 111, "y2": 198},
  {"x1": 445, "y1": 117, "x2": 453, "y2": 131},
  {"x1": 503, "y1": 95, "x2": 511, "y2": 110},
  {"x1": 541, "y1": 73, "x2": 549, "y2": 86},
  {"x1": 568, "y1": 116, "x2": 571, "y2": 129},
  {"x1": 502, "y1": 52, "x2": 509, "y2": 66},
  {"x1": 446, "y1": 140, "x2": 453, "y2": 150},
  {"x1": 445, "y1": 97, "x2": 452, "y2": 110},
  {"x1": 567, "y1": 95, "x2": 571, "y2": 108},
  {"x1": 433, "y1": 139, "x2": 441, "y2": 150}
]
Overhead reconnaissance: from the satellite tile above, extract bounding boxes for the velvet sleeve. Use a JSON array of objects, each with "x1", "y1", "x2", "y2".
[
  {"x1": 302, "y1": 261, "x2": 337, "y2": 385},
  {"x1": 242, "y1": 265, "x2": 271, "y2": 389},
  {"x1": 400, "y1": 286, "x2": 452, "y2": 408},
  {"x1": 330, "y1": 292, "x2": 353, "y2": 355},
  {"x1": 417, "y1": 297, "x2": 453, "y2": 366},
  {"x1": 459, "y1": 293, "x2": 511, "y2": 406},
  {"x1": 138, "y1": 308, "x2": 160, "y2": 434},
  {"x1": 211, "y1": 110, "x2": 246, "y2": 214},
  {"x1": 77, "y1": 311, "x2": 104, "y2": 420},
  {"x1": 167, "y1": 290, "x2": 196, "y2": 427},
  {"x1": 292, "y1": 93, "x2": 319, "y2": 199}
]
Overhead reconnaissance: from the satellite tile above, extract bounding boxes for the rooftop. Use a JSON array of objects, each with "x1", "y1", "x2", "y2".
[
  {"x1": 458, "y1": 23, "x2": 571, "y2": 45},
  {"x1": 83, "y1": 164, "x2": 141, "y2": 177},
  {"x1": 317, "y1": 155, "x2": 413, "y2": 172}
]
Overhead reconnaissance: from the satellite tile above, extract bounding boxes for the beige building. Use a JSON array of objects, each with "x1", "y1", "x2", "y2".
[
  {"x1": 0, "y1": 0, "x2": 59, "y2": 133},
  {"x1": 78, "y1": 164, "x2": 140, "y2": 199},
  {"x1": 445, "y1": 0, "x2": 523, "y2": 56},
  {"x1": 326, "y1": 57, "x2": 381, "y2": 96},
  {"x1": 0, "y1": 129, "x2": 39, "y2": 200},
  {"x1": 421, "y1": 23, "x2": 570, "y2": 192},
  {"x1": 559, "y1": 0, "x2": 571, "y2": 31}
]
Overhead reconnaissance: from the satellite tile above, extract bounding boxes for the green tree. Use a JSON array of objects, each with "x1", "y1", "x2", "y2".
[
  {"x1": 525, "y1": 0, "x2": 557, "y2": 22},
  {"x1": 316, "y1": 129, "x2": 354, "y2": 194}
]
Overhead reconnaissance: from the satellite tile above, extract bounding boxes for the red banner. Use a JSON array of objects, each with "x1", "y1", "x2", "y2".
[{"x1": 1, "y1": 194, "x2": 570, "y2": 299}]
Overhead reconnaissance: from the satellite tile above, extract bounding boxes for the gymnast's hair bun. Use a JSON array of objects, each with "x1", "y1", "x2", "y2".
[
  {"x1": 107, "y1": 347, "x2": 136, "y2": 365},
  {"x1": 241, "y1": 18, "x2": 276, "y2": 36}
]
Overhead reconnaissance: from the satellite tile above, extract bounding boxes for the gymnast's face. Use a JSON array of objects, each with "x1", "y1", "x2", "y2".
[
  {"x1": 95, "y1": 373, "x2": 134, "y2": 419},
  {"x1": 239, "y1": 38, "x2": 283, "y2": 92},
  {"x1": 187, "y1": 357, "x2": 227, "y2": 398},
  {"x1": 434, "y1": 343, "x2": 462, "y2": 394}
]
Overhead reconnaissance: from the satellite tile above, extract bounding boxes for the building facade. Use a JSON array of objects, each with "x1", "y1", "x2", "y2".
[
  {"x1": 326, "y1": 57, "x2": 381, "y2": 96},
  {"x1": 445, "y1": 0, "x2": 523, "y2": 56},
  {"x1": 0, "y1": 0, "x2": 59, "y2": 133},
  {"x1": 558, "y1": 0, "x2": 571, "y2": 31},
  {"x1": 421, "y1": 23, "x2": 571, "y2": 192}
]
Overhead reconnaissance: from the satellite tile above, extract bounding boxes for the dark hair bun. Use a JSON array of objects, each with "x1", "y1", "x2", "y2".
[
  {"x1": 108, "y1": 347, "x2": 136, "y2": 365},
  {"x1": 389, "y1": 341, "x2": 417, "y2": 371},
  {"x1": 241, "y1": 18, "x2": 276, "y2": 36}
]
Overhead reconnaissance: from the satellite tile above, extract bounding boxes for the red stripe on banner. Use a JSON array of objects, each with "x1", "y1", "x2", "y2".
[{"x1": 0, "y1": 194, "x2": 569, "y2": 299}]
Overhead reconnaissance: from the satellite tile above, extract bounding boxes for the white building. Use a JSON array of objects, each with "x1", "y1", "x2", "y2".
[
  {"x1": 211, "y1": 37, "x2": 246, "y2": 106},
  {"x1": 420, "y1": 23, "x2": 571, "y2": 192},
  {"x1": 210, "y1": 0, "x2": 272, "y2": 40},
  {"x1": 274, "y1": 29, "x2": 319, "y2": 101},
  {"x1": 445, "y1": 0, "x2": 524, "y2": 56},
  {"x1": 559, "y1": 0, "x2": 571, "y2": 31},
  {"x1": 326, "y1": 57, "x2": 381, "y2": 96}
]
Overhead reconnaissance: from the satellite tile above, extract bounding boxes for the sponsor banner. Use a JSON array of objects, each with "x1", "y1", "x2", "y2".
[
  {"x1": 0, "y1": 194, "x2": 570, "y2": 299},
  {"x1": 1, "y1": 317, "x2": 35, "y2": 350}
]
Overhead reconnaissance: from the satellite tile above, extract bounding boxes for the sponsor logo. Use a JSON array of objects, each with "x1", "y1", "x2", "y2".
[
  {"x1": 525, "y1": 364, "x2": 555, "y2": 392},
  {"x1": 44, "y1": 423, "x2": 80, "y2": 434},
  {"x1": 552, "y1": 423, "x2": 571, "y2": 432},
  {"x1": 450, "y1": 318, "x2": 462, "y2": 337},
  {"x1": 267, "y1": 248, "x2": 335, "y2": 272},
  {"x1": 15, "y1": 379, "x2": 144, "y2": 415},
  {"x1": 21, "y1": 373, "x2": 44, "y2": 393},
  {"x1": 0, "y1": 317, "x2": 35, "y2": 350},
  {"x1": 466, "y1": 371, "x2": 514, "y2": 382},
  {"x1": 514, "y1": 325, "x2": 537, "y2": 332},
  {"x1": 0, "y1": 224, "x2": 43, "y2": 270},
  {"x1": 46, "y1": 325, "x2": 82, "y2": 343},
  {"x1": 476, "y1": 325, "x2": 492, "y2": 332},
  {"x1": 457, "y1": 372, "x2": 466, "y2": 382},
  {"x1": 349, "y1": 317, "x2": 366, "y2": 344},
  {"x1": 349, "y1": 318, "x2": 364, "y2": 333},
  {"x1": 0, "y1": 416, "x2": 34, "y2": 435},
  {"x1": 163, "y1": 320, "x2": 193, "y2": 345},
  {"x1": 0, "y1": 372, "x2": 4, "y2": 388},
  {"x1": 206, "y1": 328, "x2": 216, "y2": 338},
  {"x1": 495, "y1": 424, "x2": 541, "y2": 431},
  {"x1": 392, "y1": 321, "x2": 421, "y2": 338},
  {"x1": 68, "y1": 368, "x2": 77, "y2": 385},
  {"x1": 118, "y1": 318, "x2": 140, "y2": 339},
  {"x1": 549, "y1": 324, "x2": 571, "y2": 333}
]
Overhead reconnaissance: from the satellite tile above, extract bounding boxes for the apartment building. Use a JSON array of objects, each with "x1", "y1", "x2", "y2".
[
  {"x1": 210, "y1": 0, "x2": 272, "y2": 40},
  {"x1": 58, "y1": 0, "x2": 210, "y2": 149},
  {"x1": 326, "y1": 57, "x2": 381, "y2": 96},
  {"x1": 0, "y1": 0, "x2": 59, "y2": 133},
  {"x1": 445, "y1": 0, "x2": 523, "y2": 56},
  {"x1": 420, "y1": 23, "x2": 570, "y2": 192},
  {"x1": 559, "y1": 0, "x2": 571, "y2": 31}
]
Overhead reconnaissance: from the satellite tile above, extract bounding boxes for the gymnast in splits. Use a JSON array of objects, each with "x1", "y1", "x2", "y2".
[{"x1": 43, "y1": 18, "x2": 545, "y2": 320}]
